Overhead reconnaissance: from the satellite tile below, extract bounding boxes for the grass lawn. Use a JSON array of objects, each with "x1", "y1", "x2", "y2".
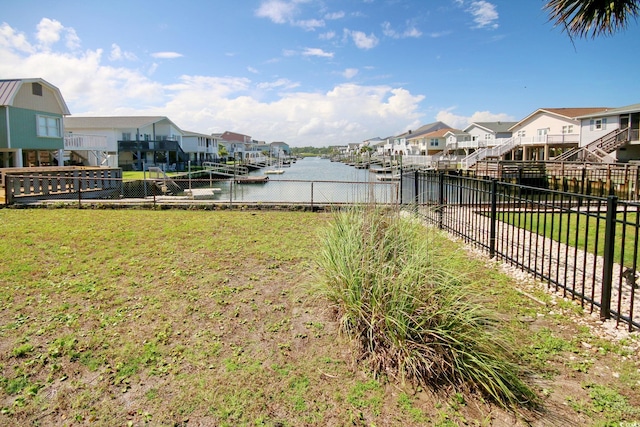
[
  {"x1": 0, "y1": 209, "x2": 639, "y2": 426},
  {"x1": 498, "y1": 211, "x2": 639, "y2": 268}
]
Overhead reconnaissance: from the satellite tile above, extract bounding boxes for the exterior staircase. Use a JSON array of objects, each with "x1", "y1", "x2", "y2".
[
  {"x1": 554, "y1": 127, "x2": 631, "y2": 163},
  {"x1": 460, "y1": 137, "x2": 519, "y2": 169}
]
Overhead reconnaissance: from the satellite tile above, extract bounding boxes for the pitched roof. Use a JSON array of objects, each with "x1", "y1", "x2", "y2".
[
  {"x1": 64, "y1": 116, "x2": 181, "y2": 131},
  {"x1": 575, "y1": 103, "x2": 640, "y2": 118},
  {"x1": 0, "y1": 78, "x2": 70, "y2": 114},
  {"x1": 541, "y1": 107, "x2": 609, "y2": 119},
  {"x1": 397, "y1": 121, "x2": 451, "y2": 138},
  {"x1": 464, "y1": 121, "x2": 517, "y2": 133},
  {"x1": 509, "y1": 107, "x2": 609, "y2": 131},
  {"x1": 408, "y1": 127, "x2": 454, "y2": 140}
]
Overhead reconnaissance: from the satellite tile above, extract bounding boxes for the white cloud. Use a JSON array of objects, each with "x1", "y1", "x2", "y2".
[
  {"x1": 469, "y1": 1, "x2": 499, "y2": 29},
  {"x1": 301, "y1": 47, "x2": 333, "y2": 58},
  {"x1": 342, "y1": 68, "x2": 359, "y2": 79},
  {"x1": 0, "y1": 19, "x2": 426, "y2": 146},
  {"x1": 255, "y1": 0, "x2": 297, "y2": 24},
  {"x1": 319, "y1": 31, "x2": 336, "y2": 40},
  {"x1": 346, "y1": 29, "x2": 379, "y2": 49},
  {"x1": 247, "y1": 66, "x2": 259, "y2": 74},
  {"x1": 35, "y1": 18, "x2": 63, "y2": 47},
  {"x1": 35, "y1": 18, "x2": 80, "y2": 51},
  {"x1": 257, "y1": 78, "x2": 300, "y2": 90},
  {"x1": 293, "y1": 18, "x2": 325, "y2": 31},
  {"x1": 255, "y1": 0, "x2": 324, "y2": 30},
  {"x1": 457, "y1": 1, "x2": 499, "y2": 29},
  {"x1": 0, "y1": 22, "x2": 34, "y2": 53},
  {"x1": 151, "y1": 51, "x2": 183, "y2": 59},
  {"x1": 435, "y1": 107, "x2": 514, "y2": 129},
  {"x1": 325, "y1": 11, "x2": 345, "y2": 20},
  {"x1": 382, "y1": 22, "x2": 422, "y2": 39},
  {"x1": 109, "y1": 43, "x2": 137, "y2": 61}
]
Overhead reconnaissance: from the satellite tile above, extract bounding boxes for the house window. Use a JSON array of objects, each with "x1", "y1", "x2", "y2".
[
  {"x1": 32, "y1": 82, "x2": 43, "y2": 96},
  {"x1": 517, "y1": 130, "x2": 526, "y2": 138},
  {"x1": 430, "y1": 139, "x2": 439, "y2": 147},
  {"x1": 562, "y1": 125, "x2": 574, "y2": 134},
  {"x1": 36, "y1": 115, "x2": 61, "y2": 137},
  {"x1": 590, "y1": 119, "x2": 607, "y2": 131},
  {"x1": 122, "y1": 132, "x2": 131, "y2": 141}
]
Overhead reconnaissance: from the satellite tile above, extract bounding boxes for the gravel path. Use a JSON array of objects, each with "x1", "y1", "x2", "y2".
[{"x1": 415, "y1": 204, "x2": 639, "y2": 333}]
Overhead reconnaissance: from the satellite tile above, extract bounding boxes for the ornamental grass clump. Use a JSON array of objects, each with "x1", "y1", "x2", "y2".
[{"x1": 317, "y1": 207, "x2": 538, "y2": 409}]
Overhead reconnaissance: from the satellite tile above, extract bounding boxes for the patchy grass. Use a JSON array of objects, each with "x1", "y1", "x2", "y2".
[{"x1": 0, "y1": 208, "x2": 638, "y2": 426}]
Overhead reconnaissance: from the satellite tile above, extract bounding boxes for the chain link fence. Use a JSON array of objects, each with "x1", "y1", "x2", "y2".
[{"x1": 4, "y1": 172, "x2": 400, "y2": 209}]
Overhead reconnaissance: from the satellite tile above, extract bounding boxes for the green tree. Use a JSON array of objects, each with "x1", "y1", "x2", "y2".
[
  {"x1": 545, "y1": 0, "x2": 639, "y2": 38},
  {"x1": 218, "y1": 144, "x2": 228, "y2": 159}
]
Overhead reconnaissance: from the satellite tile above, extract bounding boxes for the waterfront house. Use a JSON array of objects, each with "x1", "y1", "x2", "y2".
[
  {"x1": 407, "y1": 128, "x2": 453, "y2": 156},
  {"x1": 270, "y1": 141, "x2": 290, "y2": 160},
  {"x1": 508, "y1": 107, "x2": 608, "y2": 161},
  {"x1": 462, "y1": 122, "x2": 516, "y2": 151},
  {"x1": 64, "y1": 116, "x2": 187, "y2": 171},
  {"x1": 574, "y1": 103, "x2": 640, "y2": 163},
  {"x1": 384, "y1": 121, "x2": 451, "y2": 156},
  {"x1": 182, "y1": 131, "x2": 220, "y2": 166},
  {"x1": 0, "y1": 78, "x2": 70, "y2": 168}
]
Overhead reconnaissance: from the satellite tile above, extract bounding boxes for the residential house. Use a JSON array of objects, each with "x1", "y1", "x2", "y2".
[
  {"x1": 270, "y1": 141, "x2": 290, "y2": 160},
  {"x1": 64, "y1": 116, "x2": 187, "y2": 170},
  {"x1": 407, "y1": 128, "x2": 454, "y2": 156},
  {"x1": 182, "y1": 131, "x2": 219, "y2": 165},
  {"x1": 508, "y1": 108, "x2": 607, "y2": 161},
  {"x1": 0, "y1": 78, "x2": 70, "y2": 168},
  {"x1": 218, "y1": 131, "x2": 253, "y2": 161},
  {"x1": 384, "y1": 121, "x2": 451, "y2": 155},
  {"x1": 462, "y1": 122, "x2": 516, "y2": 151},
  {"x1": 575, "y1": 103, "x2": 640, "y2": 163}
]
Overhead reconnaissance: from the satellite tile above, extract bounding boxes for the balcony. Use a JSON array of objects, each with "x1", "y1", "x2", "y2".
[
  {"x1": 64, "y1": 134, "x2": 110, "y2": 150},
  {"x1": 118, "y1": 140, "x2": 182, "y2": 152}
]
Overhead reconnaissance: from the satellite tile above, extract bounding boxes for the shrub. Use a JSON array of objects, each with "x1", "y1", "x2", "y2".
[{"x1": 316, "y1": 206, "x2": 537, "y2": 408}]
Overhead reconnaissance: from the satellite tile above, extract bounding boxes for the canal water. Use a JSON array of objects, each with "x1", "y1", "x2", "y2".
[{"x1": 197, "y1": 157, "x2": 399, "y2": 204}]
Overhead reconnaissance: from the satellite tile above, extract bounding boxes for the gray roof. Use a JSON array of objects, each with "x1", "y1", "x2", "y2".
[
  {"x1": 398, "y1": 121, "x2": 451, "y2": 138},
  {"x1": 575, "y1": 103, "x2": 640, "y2": 119},
  {"x1": 64, "y1": 116, "x2": 180, "y2": 131},
  {"x1": 0, "y1": 78, "x2": 70, "y2": 114},
  {"x1": 465, "y1": 121, "x2": 517, "y2": 134}
]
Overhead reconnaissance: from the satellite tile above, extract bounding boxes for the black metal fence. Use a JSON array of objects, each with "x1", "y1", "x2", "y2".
[{"x1": 401, "y1": 170, "x2": 640, "y2": 331}]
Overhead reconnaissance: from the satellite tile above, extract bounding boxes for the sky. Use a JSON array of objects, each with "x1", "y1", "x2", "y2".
[{"x1": 1, "y1": 0, "x2": 639, "y2": 147}]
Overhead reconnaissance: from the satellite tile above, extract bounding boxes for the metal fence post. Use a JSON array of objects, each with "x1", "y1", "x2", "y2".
[
  {"x1": 414, "y1": 170, "x2": 419, "y2": 206},
  {"x1": 438, "y1": 172, "x2": 444, "y2": 229},
  {"x1": 5, "y1": 176, "x2": 11, "y2": 205},
  {"x1": 600, "y1": 195, "x2": 618, "y2": 321},
  {"x1": 78, "y1": 175, "x2": 82, "y2": 208},
  {"x1": 310, "y1": 182, "x2": 314, "y2": 210},
  {"x1": 489, "y1": 179, "x2": 498, "y2": 258}
]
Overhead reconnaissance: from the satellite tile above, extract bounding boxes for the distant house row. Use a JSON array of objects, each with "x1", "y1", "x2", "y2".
[
  {"x1": 347, "y1": 104, "x2": 640, "y2": 168},
  {"x1": 0, "y1": 78, "x2": 290, "y2": 170}
]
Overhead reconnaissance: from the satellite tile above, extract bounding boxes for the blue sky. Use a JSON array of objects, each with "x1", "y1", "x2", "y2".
[{"x1": 1, "y1": 0, "x2": 639, "y2": 146}]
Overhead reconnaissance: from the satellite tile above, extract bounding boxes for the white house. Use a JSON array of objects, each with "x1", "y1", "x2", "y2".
[
  {"x1": 384, "y1": 121, "x2": 451, "y2": 156},
  {"x1": 64, "y1": 116, "x2": 186, "y2": 170},
  {"x1": 575, "y1": 103, "x2": 640, "y2": 162},
  {"x1": 407, "y1": 128, "x2": 454, "y2": 156},
  {"x1": 508, "y1": 108, "x2": 608, "y2": 161},
  {"x1": 182, "y1": 131, "x2": 219, "y2": 165}
]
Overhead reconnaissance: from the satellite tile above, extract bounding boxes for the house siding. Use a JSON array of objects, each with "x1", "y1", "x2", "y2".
[
  {"x1": 12, "y1": 82, "x2": 62, "y2": 114},
  {"x1": 580, "y1": 115, "x2": 621, "y2": 146},
  {"x1": 0, "y1": 107, "x2": 8, "y2": 148},
  {"x1": 8, "y1": 107, "x2": 64, "y2": 150}
]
